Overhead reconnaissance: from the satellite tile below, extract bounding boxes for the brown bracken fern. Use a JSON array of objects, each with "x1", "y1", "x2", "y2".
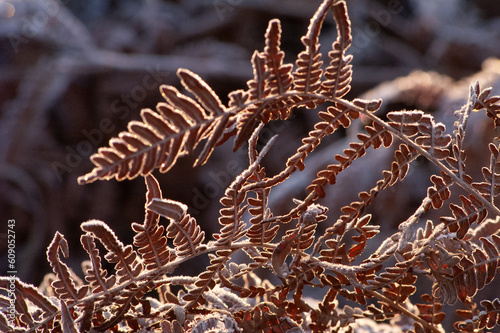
[{"x1": 3, "y1": 1, "x2": 500, "y2": 332}]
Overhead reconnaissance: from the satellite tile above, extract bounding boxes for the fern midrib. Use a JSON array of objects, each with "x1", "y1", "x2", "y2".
[
  {"x1": 54, "y1": 260, "x2": 80, "y2": 302},
  {"x1": 104, "y1": 240, "x2": 139, "y2": 282},
  {"x1": 453, "y1": 255, "x2": 499, "y2": 280},
  {"x1": 81, "y1": 91, "x2": 316, "y2": 183},
  {"x1": 331, "y1": 95, "x2": 500, "y2": 220},
  {"x1": 489, "y1": 150, "x2": 499, "y2": 204},
  {"x1": 171, "y1": 218, "x2": 199, "y2": 256},
  {"x1": 243, "y1": 106, "x2": 350, "y2": 192},
  {"x1": 144, "y1": 226, "x2": 164, "y2": 270},
  {"x1": 229, "y1": 190, "x2": 242, "y2": 245},
  {"x1": 261, "y1": 118, "x2": 389, "y2": 223},
  {"x1": 83, "y1": 237, "x2": 111, "y2": 293},
  {"x1": 364, "y1": 289, "x2": 444, "y2": 333}
]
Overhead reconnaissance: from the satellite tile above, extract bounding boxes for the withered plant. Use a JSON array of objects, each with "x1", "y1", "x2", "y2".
[{"x1": 2, "y1": 1, "x2": 500, "y2": 332}]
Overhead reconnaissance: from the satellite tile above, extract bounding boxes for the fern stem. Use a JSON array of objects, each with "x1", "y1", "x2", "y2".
[
  {"x1": 330, "y1": 95, "x2": 500, "y2": 219},
  {"x1": 363, "y1": 289, "x2": 443, "y2": 333}
]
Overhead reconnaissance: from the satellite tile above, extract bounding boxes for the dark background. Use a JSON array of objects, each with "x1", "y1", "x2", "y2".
[{"x1": 1, "y1": 0, "x2": 500, "y2": 329}]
